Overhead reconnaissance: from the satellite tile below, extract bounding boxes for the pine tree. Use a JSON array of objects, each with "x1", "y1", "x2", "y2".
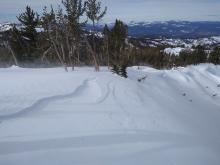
[
  {"x1": 17, "y1": 6, "x2": 39, "y2": 46},
  {"x1": 119, "y1": 65, "x2": 128, "y2": 78},
  {"x1": 191, "y1": 45, "x2": 207, "y2": 65},
  {"x1": 103, "y1": 24, "x2": 110, "y2": 35},
  {"x1": 111, "y1": 64, "x2": 119, "y2": 75},
  {"x1": 41, "y1": 6, "x2": 56, "y2": 35},
  {"x1": 110, "y1": 19, "x2": 128, "y2": 61},
  {"x1": 16, "y1": 6, "x2": 41, "y2": 62},
  {"x1": 108, "y1": 20, "x2": 128, "y2": 68},
  {"x1": 111, "y1": 64, "x2": 128, "y2": 78},
  {"x1": 209, "y1": 47, "x2": 220, "y2": 65}
]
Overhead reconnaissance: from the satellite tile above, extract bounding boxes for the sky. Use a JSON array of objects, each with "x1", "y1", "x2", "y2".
[{"x1": 0, "y1": 0, "x2": 220, "y2": 23}]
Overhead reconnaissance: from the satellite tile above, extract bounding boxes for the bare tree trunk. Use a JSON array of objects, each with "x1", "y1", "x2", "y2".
[
  {"x1": 51, "y1": 40, "x2": 67, "y2": 71},
  {"x1": 84, "y1": 36, "x2": 99, "y2": 71},
  {"x1": 65, "y1": 30, "x2": 75, "y2": 71},
  {"x1": 61, "y1": 44, "x2": 68, "y2": 72},
  {"x1": 48, "y1": 28, "x2": 69, "y2": 72},
  {"x1": 41, "y1": 46, "x2": 52, "y2": 62},
  {"x1": 106, "y1": 39, "x2": 110, "y2": 69},
  {"x1": 77, "y1": 47, "x2": 80, "y2": 65},
  {"x1": 4, "y1": 41, "x2": 19, "y2": 66},
  {"x1": 92, "y1": 21, "x2": 100, "y2": 71},
  {"x1": 70, "y1": 46, "x2": 75, "y2": 71}
]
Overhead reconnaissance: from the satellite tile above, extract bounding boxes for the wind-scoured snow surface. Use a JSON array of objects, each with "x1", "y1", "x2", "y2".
[{"x1": 0, "y1": 64, "x2": 220, "y2": 165}]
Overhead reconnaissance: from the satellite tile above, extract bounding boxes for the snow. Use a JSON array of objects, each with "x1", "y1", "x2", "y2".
[
  {"x1": 141, "y1": 37, "x2": 220, "y2": 49},
  {"x1": 35, "y1": 27, "x2": 44, "y2": 33},
  {"x1": 0, "y1": 23, "x2": 44, "y2": 33},
  {"x1": 0, "y1": 64, "x2": 220, "y2": 165},
  {"x1": 0, "y1": 23, "x2": 12, "y2": 32},
  {"x1": 212, "y1": 36, "x2": 220, "y2": 42},
  {"x1": 193, "y1": 37, "x2": 220, "y2": 47},
  {"x1": 164, "y1": 47, "x2": 184, "y2": 56}
]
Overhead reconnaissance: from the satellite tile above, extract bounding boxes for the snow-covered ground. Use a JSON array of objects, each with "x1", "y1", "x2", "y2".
[
  {"x1": 164, "y1": 47, "x2": 185, "y2": 56},
  {"x1": 0, "y1": 64, "x2": 220, "y2": 165}
]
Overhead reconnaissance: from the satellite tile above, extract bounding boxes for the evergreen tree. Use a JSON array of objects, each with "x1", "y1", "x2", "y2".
[
  {"x1": 16, "y1": 6, "x2": 41, "y2": 62},
  {"x1": 111, "y1": 64, "x2": 128, "y2": 78},
  {"x1": 41, "y1": 6, "x2": 56, "y2": 34},
  {"x1": 111, "y1": 64, "x2": 119, "y2": 75},
  {"x1": 103, "y1": 24, "x2": 110, "y2": 35},
  {"x1": 119, "y1": 64, "x2": 128, "y2": 78},
  {"x1": 209, "y1": 47, "x2": 220, "y2": 65},
  {"x1": 108, "y1": 20, "x2": 128, "y2": 66},
  {"x1": 111, "y1": 20, "x2": 128, "y2": 45},
  {"x1": 191, "y1": 45, "x2": 207, "y2": 65},
  {"x1": 17, "y1": 6, "x2": 39, "y2": 46}
]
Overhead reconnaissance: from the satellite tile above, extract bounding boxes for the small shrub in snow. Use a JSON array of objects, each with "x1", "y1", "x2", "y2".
[
  {"x1": 138, "y1": 76, "x2": 147, "y2": 82},
  {"x1": 111, "y1": 64, "x2": 120, "y2": 75},
  {"x1": 119, "y1": 65, "x2": 128, "y2": 78},
  {"x1": 111, "y1": 64, "x2": 128, "y2": 78}
]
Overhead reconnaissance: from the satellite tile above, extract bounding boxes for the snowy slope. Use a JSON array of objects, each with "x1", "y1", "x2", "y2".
[
  {"x1": 0, "y1": 65, "x2": 220, "y2": 165},
  {"x1": 164, "y1": 47, "x2": 184, "y2": 56},
  {"x1": 0, "y1": 23, "x2": 12, "y2": 32}
]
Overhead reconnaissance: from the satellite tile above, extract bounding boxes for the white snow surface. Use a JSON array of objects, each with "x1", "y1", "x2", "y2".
[
  {"x1": 0, "y1": 64, "x2": 220, "y2": 165},
  {"x1": 0, "y1": 23, "x2": 12, "y2": 32},
  {"x1": 164, "y1": 47, "x2": 184, "y2": 56}
]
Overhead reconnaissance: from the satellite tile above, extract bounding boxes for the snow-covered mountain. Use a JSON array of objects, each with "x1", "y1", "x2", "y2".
[
  {"x1": 134, "y1": 36, "x2": 220, "y2": 56},
  {"x1": 1, "y1": 21, "x2": 220, "y2": 56},
  {"x1": 140, "y1": 36, "x2": 220, "y2": 48},
  {"x1": 0, "y1": 22, "x2": 12, "y2": 32},
  {"x1": 2, "y1": 21, "x2": 220, "y2": 38},
  {"x1": 127, "y1": 21, "x2": 220, "y2": 38}
]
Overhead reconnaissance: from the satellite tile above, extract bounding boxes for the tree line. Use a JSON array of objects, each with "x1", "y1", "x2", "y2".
[
  {"x1": 1, "y1": 0, "x2": 132, "y2": 73},
  {"x1": 0, "y1": 0, "x2": 219, "y2": 75}
]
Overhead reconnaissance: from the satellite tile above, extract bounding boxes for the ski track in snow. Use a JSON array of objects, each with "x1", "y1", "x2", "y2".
[
  {"x1": 111, "y1": 82, "x2": 139, "y2": 130},
  {"x1": 0, "y1": 77, "x2": 102, "y2": 120}
]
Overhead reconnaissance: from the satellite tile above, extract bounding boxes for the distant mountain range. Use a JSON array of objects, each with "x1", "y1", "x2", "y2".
[
  {"x1": 2, "y1": 21, "x2": 220, "y2": 39},
  {"x1": 127, "y1": 21, "x2": 220, "y2": 39},
  {"x1": 86, "y1": 21, "x2": 220, "y2": 39},
  {"x1": 1, "y1": 21, "x2": 220, "y2": 56}
]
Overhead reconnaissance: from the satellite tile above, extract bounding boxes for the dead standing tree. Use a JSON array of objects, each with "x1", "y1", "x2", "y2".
[
  {"x1": 62, "y1": 0, "x2": 86, "y2": 71},
  {"x1": 85, "y1": 0, "x2": 107, "y2": 71},
  {"x1": 50, "y1": 6, "x2": 69, "y2": 71},
  {"x1": 42, "y1": 9, "x2": 69, "y2": 71},
  {"x1": 3, "y1": 41, "x2": 19, "y2": 66},
  {"x1": 41, "y1": 1, "x2": 86, "y2": 71}
]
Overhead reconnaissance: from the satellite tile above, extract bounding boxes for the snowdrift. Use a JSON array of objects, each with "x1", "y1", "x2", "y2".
[{"x1": 0, "y1": 64, "x2": 220, "y2": 165}]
